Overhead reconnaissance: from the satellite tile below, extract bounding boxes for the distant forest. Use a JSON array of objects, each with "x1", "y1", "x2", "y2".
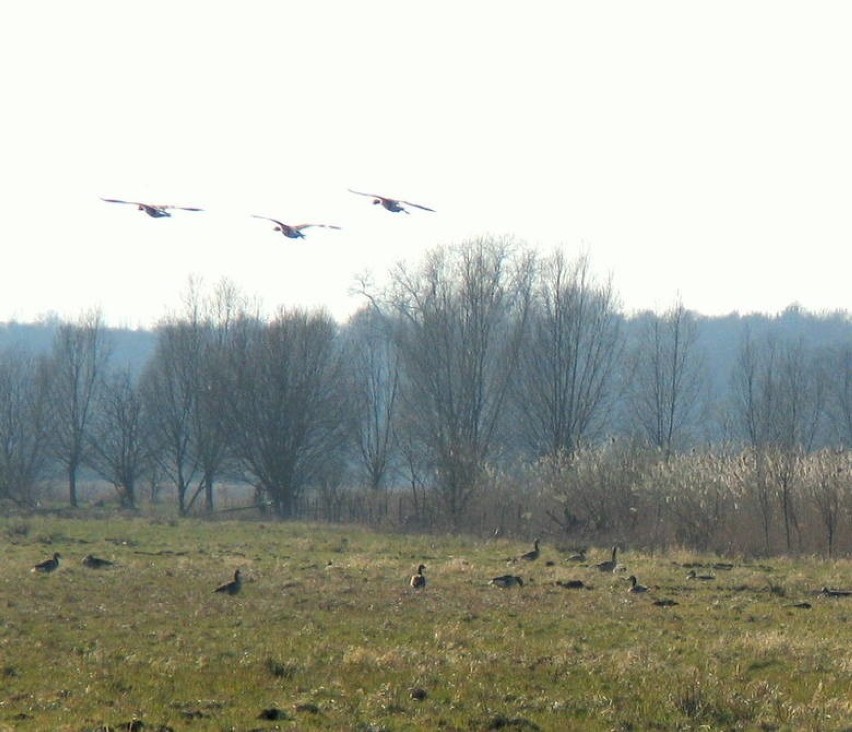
[{"x1": 1, "y1": 240, "x2": 850, "y2": 555}]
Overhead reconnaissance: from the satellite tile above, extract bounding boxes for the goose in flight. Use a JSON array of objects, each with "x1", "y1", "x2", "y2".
[
  {"x1": 409, "y1": 564, "x2": 427, "y2": 589},
  {"x1": 348, "y1": 189, "x2": 435, "y2": 214},
  {"x1": 101, "y1": 198, "x2": 204, "y2": 218},
  {"x1": 252, "y1": 215, "x2": 341, "y2": 239},
  {"x1": 214, "y1": 569, "x2": 242, "y2": 595}
]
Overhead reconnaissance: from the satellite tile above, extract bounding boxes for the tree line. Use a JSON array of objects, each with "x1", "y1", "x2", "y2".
[{"x1": 1, "y1": 238, "x2": 850, "y2": 554}]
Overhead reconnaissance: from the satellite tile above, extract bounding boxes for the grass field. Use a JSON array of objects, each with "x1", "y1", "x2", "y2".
[{"x1": 1, "y1": 514, "x2": 851, "y2": 731}]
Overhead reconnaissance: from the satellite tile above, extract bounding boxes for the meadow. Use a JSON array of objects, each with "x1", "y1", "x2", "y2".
[{"x1": 1, "y1": 514, "x2": 851, "y2": 731}]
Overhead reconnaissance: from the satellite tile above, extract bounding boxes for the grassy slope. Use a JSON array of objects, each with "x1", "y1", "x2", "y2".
[{"x1": 1, "y1": 515, "x2": 851, "y2": 731}]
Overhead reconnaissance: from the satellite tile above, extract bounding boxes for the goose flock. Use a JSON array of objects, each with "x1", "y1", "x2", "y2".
[
  {"x1": 101, "y1": 188, "x2": 435, "y2": 239},
  {"x1": 27, "y1": 543, "x2": 851, "y2": 614}
]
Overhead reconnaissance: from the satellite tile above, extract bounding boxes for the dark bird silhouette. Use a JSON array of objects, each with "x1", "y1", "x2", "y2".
[
  {"x1": 686, "y1": 569, "x2": 716, "y2": 581},
  {"x1": 101, "y1": 198, "x2": 204, "y2": 218},
  {"x1": 82, "y1": 554, "x2": 114, "y2": 569},
  {"x1": 410, "y1": 564, "x2": 427, "y2": 589},
  {"x1": 627, "y1": 575, "x2": 649, "y2": 593},
  {"x1": 556, "y1": 579, "x2": 586, "y2": 590},
  {"x1": 252, "y1": 215, "x2": 341, "y2": 239},
  {"x1": 567, "y1": 549, "x2": 587, "y2": 562},
  {"x1": 593, "y1": 546, "x2": 619, "y2": 573},
  {"x1": 348, "y1": 188, "x2": 435, "y2": 214},
  {"x1": 653, "y1": 598, "x2": 679, "y2": 607},
  {"x1": 214, "y1": 569, "x2": 242, "y2": 595},
  {"x1": 32, "y1": 552, "x2": 61, "y2": 573},
  {"x1": 518, "y1": 539, "x2": 540, "y2": 562},
  {"x1": 489, "y1": 574, "x2": 524, "y2": 588}
]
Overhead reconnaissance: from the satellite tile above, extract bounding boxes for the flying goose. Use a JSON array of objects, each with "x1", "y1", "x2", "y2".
[
  {"x1": 627, "y1": 575, "x2": 649, "y2": 593},
  {"x1": 82, "y1": 554, "x2": 114, "y2": 569},
  {"x1": 593, "y1": 546, "x2": 619, "y2": 573},
  {"x1": 409, "y1": 564, "x2": 427, "y2": 589},
  {"x1": 252, "y1": 215, "x2": 341, "y2": 239},
  {"x1": 214, "y1": 569, "x2": 242, "y2": 595},
  {"x1": 101, "y1": 198, "x2": 204, "y2": 218},
  {"x1": 32, "y1": 552, "x2": 61, "y2": 573},
  {"x1": 686, "y1": 569, "x2": 716, "y2": 581},
  {"x1": 489, "y1": 574, "x2": 524, "y2": 588},
  {"x1": 348, "y1": 189, "x2": 435, "y2": 214}
]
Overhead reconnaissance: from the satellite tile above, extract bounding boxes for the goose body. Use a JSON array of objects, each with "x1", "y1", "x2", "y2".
[
  {"x1": 348, "y1": 188, "x2": 435, "y2": 214},
  {"x1": 101, "y1": 198, "x2": 203, "y2": 217},
  {"x1": 627, "y1": 575, "x2": 648, "y2": 593},
  {"x1": 32, "y1": 552, "x2": 61, "y2": 573},
  {"x1": 410, "y1": 564, "x2": 427, "y2": 589},
  {"x1": 214, "y1": 569, "x2": 242, "y2": 595},
  {"x1": 686, "y1": 569, "x2": 715, "y2": 581},
  {"x1": 518, "y1": 539, "x2": 540, "y2": 562},
  {"x1": 252, "y1": 215, "x2": 341, "y2": 239},
  {"x1": 82, "y1": 554, "x2": 114, "y2": 569},
  {"x1": 593, "y1": 546, "x2": 619, "y2": 573},
  {"x1": 489, "y1": 574, "x2": 524, "y2": 588}
]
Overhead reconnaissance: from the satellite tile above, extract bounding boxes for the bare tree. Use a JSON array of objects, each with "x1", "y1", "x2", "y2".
[
  {"x1": 0, "y1": 348, "x2": 52, "y2": 506},
  {"x1": 87, "y1": 366, "x2": 152, "y2": 508},
  {"x1": 222, "y1": 308, "x2": 348, "y2": 518},
  {"x1": 343, "y1": 307, "x2": 400, "y2": 490},
  {"x1": 46, "y1": 309, "x2": 112, "y2": 507},
  {"x1": 730, "y1": 332, "x2": 826, "y2": 551},
  {"x1": 626, "y1": 300, "x2": 706, "y2": 455},
  {"x1": 515, "y1": 251, "x2": 622, "y2": 458},
  {"x1": 383, "y1": 237, "x2": 534, "y2": 519},
  {"x1": 825, "y1": 345, "x2": 852, "y2": 446}
]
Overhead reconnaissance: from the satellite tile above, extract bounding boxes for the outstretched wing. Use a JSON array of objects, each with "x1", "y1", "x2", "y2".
[
  {"x1": 252, "y1": 214, "x2": 288, "y2": 228},
  {"x1": 295, "y1": 223, "x2": 342, "y2": 232},
  {"x1": 400, "y1": 199, "x2": 435, "y2": 212},
  {"x1": 348, "y1": 188, "x2": 385, "y2": 200},
  {"x1": 101, "y1": 197, "x2": 143, "y2": 206},
  {"x1": 161, "y1": 204, "x2": 204, "y2": 212}
]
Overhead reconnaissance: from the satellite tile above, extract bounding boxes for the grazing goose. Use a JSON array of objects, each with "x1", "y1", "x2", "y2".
[
  {"x1": 348, "y1": 188, "x2": 435, "y2": 214},
  {"x1": 518, "y1": 539, "x2": 541, "y2": 562},
  {"x1": 555, "y1": 579, "x2": 586, "y2": 590},
  {"x1": 409, "y1": 564, "x2": 427, "y2": 589},
  {"x1": 101, "y1": 198, "x2": 204, "y2": 218},
  {"x1": 593, "y1": 546, "x2": 619, "y2": 573},
  {"x1": 214, "y1": 569, "x2": 242, "y2": 595},
  {"x1": 818, "y1": 586, "x2": 852, "y2": 597},
  {"x1": 32, "y1": 552, "x2": 61, "y2": 573},
  {"x1": 251, "y1": 215, "x2": 341, "y2": 239},
  {"x1": 686, "y1": 569, "x2": 716, "y2": 581},
  {"x1": 489, "y1": 574, "x2": 524, "y2": 588},
  {"x1": 567, "y1": 549, "x2": 587, "y2": 562},
  {"x1": 82, "y1": 554, "x2": 114, "y2": 569},
  {"x1": 627, "y1": 575, "x2": 649, "y2": 594},
  {"x1": 653, "y1": 598, "x2": 679, "y2": 607}
]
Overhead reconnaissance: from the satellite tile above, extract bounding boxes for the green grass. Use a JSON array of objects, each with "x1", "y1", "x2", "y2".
[{"x1": 1, "y1": 515, "x2": 851, "y2": 731}]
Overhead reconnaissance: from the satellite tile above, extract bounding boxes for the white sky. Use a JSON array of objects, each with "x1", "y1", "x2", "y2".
[{"x1": 1, "y1": 2, "x2": 850, "y2": 328}]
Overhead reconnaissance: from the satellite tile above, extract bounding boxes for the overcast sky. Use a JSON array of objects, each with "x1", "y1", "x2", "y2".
[{"x1": 2, "y1": 2, "x2": 850, "y2": 328}]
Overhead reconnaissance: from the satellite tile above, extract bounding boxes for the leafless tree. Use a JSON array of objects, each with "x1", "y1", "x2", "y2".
[
  {"x1": 46, "y1": 309, "x2": 112, "y2": 507},
  {"x1": 0, "y1": 348, "x2": 52, "y2": 506},
  {"x1": 626, "y1": 299, "x2": 706, "y2": 455},
  {"x1": 221, "y1": 308, "x2": 348, "y2": 518},
  {"x1": 343, "y1": 307, "x2": 400, "y2": 490},
  {"x1": 383, "y1": 237, "x2": 534, "y2": 519},
  {"x1": 730, "y1": 332, "x2": 826, "y2": 550},
  {"x1": 87, "y1": 366, "x2": 152, "y2": 508},
  {"x1": 825, "y1": 345, "x2": 852, "y2": 446},
  {"x1": 514, "y1": 251, "x2": 622, "y2": 458}
]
